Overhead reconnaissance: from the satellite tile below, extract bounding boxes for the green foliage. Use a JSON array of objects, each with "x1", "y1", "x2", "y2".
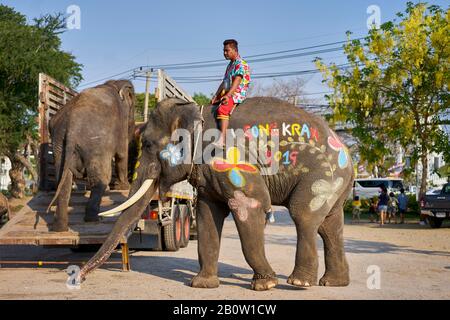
[
  {"x1": 0, "y1": 5, "x2": 83, "y2": 155},
  {"x1": 316, "y1": 3, "x2": 449, "y2": 195},
  {"x1": 407, "y1": 194, "x2": 420, "y2": 214},
  {"x1": 192, "y1": 92, "x2": 212, "y2": 106},
  {"x1": 134, "y1": 93, "x2": 157, "y2": 122}
]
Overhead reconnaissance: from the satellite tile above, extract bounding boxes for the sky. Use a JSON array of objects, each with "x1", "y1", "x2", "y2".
[{"x1": 2, "y1": 0, "x2": 448, "y2": 101}]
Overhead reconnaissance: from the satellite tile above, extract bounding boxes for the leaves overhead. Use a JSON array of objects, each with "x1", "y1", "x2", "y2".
[
  {"x1": 316, "y1": 2, "x2": 449, "y2": 191},
  {"x1": 0, "y1": 5, "x2": 83, "y2": 155}
]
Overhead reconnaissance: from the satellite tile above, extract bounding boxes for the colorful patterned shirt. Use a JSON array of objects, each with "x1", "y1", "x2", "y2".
[{"x1": 223, "y1": 56, "x2": 251, "y2": 104}]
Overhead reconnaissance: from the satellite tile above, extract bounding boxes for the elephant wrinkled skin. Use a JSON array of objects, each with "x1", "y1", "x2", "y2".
[
  {"x1": 79, "y1": 97, "x2": 353, "y2": 290},
  {"x1": 48, "y1": 80, "x2": 135, "y2": 232}
]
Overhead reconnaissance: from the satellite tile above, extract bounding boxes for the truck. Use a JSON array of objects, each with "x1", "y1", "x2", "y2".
[
  {"x1": 37, "y1": 72, "x2": 198, "y2": 252},
  {"x1": 0, "y1": 72, "x2": 197, "y2": 269},
  {"x1": 420, "y1": 183, "x2": 450, "y2": 228}
]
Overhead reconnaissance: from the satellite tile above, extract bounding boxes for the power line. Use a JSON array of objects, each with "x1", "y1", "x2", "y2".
[
  {"x1": 78, "y1": 37, "x2": 364, "y2": 88},
  {"x1": 132, "y1": 63, "x2": 353, "y2": 83}
]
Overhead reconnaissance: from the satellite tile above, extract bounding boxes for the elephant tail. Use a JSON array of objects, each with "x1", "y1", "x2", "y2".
[{"x1": 46, "y1": 138, "x2": 76, "y2": 213}]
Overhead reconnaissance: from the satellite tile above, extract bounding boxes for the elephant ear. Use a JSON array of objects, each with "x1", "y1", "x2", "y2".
[
  {"x1": 118, "y1": 83, "x2": 135, "y2": 109},
  {"x1": 157, "y1": 98, "x2": 203, "y2": 135},
  {"x1": 105, "y1": 80, "x2": 135, "y2": 108}
]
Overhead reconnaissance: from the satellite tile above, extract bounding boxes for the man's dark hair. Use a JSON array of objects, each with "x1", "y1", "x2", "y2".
[{"x1": 223, "y1": 39, "x2": 238, "y2": 50}]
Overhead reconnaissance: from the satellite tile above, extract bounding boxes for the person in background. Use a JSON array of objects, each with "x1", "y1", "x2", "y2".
[
  {"x1": 352, "y1": 196, "x2": 362, "y2": 223},
  {"x1": 378, "y1": 186, "x2": 389, "y2": 226},
  {"x1": 397, "y1": 188, "x2": 408, "y2": 224},
  {"x1": 368, "y1": 196, "x2": 378, "y2": 223},
  {"x1": 387, "y1": 192, "x2": 399, "y2": 224}
]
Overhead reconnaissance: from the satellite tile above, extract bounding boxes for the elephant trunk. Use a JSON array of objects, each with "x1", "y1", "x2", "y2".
[{"x1": 78, "y1": 178, "x2": 158, "y2": 281}]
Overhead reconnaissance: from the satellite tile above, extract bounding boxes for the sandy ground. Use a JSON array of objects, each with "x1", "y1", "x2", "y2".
[{"x1": 0, "y1": 206, "x2": 449, "y2": 300}]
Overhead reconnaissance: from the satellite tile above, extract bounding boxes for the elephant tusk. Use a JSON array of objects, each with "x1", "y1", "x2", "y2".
[{"x1": 99, "y1": 179, "x2": 154, "y2": 217}]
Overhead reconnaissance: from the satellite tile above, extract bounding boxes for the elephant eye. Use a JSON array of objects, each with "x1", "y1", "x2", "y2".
[{"x1": 143, "y1": 140, "x2": 154, "y2": 150}]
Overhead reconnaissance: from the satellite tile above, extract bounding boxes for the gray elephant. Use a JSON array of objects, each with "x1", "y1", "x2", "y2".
[
  {"x1": 79, "y1": 97, "x2": 353, "y2": 290},
  {"x1": 48, "y1": 80, "x2": 135, "y2": 232}
]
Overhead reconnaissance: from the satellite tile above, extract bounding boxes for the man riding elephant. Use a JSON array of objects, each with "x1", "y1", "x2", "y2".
[
  {"x1": 78, "y1": 97, "x2": 353, "y2": 291},
  {"x1": 211, "y1": 39, "x2": 251, "y2": 147}
]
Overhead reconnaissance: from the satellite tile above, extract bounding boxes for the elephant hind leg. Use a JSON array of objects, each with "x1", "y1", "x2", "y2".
[
  {"x1": 84, "y1": 158, "x2": 111, "y2": 222},
  {"x1": 287, "y1": 181, "x2": 330, "y2": 287},
  {"x1": 318, "y1": 202, "x2": 350, "y2": 287}
]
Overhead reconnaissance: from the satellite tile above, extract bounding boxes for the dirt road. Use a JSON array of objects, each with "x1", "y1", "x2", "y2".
[{"x1": 0, "y1": 207, "x2": 449, "y2": 300}]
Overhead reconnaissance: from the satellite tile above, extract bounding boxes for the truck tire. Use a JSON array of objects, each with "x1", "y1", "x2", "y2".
[
  {"x1": 163, "y1": 205, "x2": 182, "y2": 251},
  {"x1": 179, "y1": 205, "x2": 190, "y2": 248},
  {"x1": 427, "y1": 216, "x2": 444, "y2": 229}
]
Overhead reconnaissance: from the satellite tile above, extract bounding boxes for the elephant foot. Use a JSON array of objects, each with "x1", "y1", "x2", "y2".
[
  {"x1": 84, "y1": 214, "x2": 100, "y2": 223},
  {"x1": 110, "y1": 181, "x2": 130, "y2": 191},
  {"x1": 251, "y1": 273, "x2": 278, "y2": 291},
  {"x1": 51, "y1": 219, "x2": 69, "y2": 232},
  {"x1": 287, "y1": 271, "x2": 317, "y2": 288},
  {"x1": 319, "y1": 272, "x2": 350, "y2": 287},
  {"x1": 190, "y1": 274, "x2": 220, "y2": 289}
]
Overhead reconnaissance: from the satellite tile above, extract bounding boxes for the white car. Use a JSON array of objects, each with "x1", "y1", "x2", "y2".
[{"x1": 353, "y1": 178, "x2": 404, "y2": 200}]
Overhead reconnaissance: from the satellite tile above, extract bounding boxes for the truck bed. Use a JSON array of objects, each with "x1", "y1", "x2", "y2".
[{"x1": 0, "y1": 190, "x2": 128, "y2": 246}]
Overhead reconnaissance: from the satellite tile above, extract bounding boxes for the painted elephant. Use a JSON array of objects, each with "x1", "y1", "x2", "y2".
[
  {"x1": 79, "y1": 97, "x2": 353, "y2": 290},
  {"x1": 48, "y1": 80, "x2": 135, "y2": 232}
]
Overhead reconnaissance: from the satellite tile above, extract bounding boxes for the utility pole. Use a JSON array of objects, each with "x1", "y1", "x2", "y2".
[{"x1": 143, "y1": 70, "x2": 152, "y2": 122}]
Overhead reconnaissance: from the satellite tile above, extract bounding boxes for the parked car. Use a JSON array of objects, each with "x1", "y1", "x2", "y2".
[
  {"x1": 420, "y1": 183, "x2": 450, "y2": 228},
  {"x1": 353, "y1": 178, "x2": 404, "y2": 200}
]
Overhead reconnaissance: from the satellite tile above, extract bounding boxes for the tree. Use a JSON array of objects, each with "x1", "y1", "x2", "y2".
[
  {"x1": 134, "y1": 93, "x2": 157, "y2": 122},
  {"x1": 316, "y1": 2, "x2": 449, "y2": 198},
  {"x1": 249, "y1": 77, "x2": 319, "y2": 105},
  {"x1": 0, "y1": 5, "x2": 82, "y2": 198},
  {"x1": 192, "y1": 92, "x2": 211, "y2": 106}
]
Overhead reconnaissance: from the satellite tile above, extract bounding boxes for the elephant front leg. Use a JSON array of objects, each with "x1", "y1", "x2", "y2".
[
  {"x1": 85, "y1": 182, "x2": 107, "y2": 222},
  {"x1": 85, "y1": 162, "x2": 110, "y2": 222},
  {"x1": 228, "y1": 191, "x2": 278, "y2": 291},
  {"x1": 191, "y1": 197, "x2": 228, "y2": 289}
]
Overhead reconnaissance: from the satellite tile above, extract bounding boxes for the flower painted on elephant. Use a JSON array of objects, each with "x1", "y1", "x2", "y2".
[
  {"x1": 309, "y1": 177, "x2": 344, "y2": 212},
  {"x1": 159, "y1": 143, "x2": 184, "y2": 167},
  {"x1": 228, "y1": 191, "x2": 261, "y2": 222},
  {"x1": 328, "y1": 131, "x2": 348, "y2": 169},
  {"x1": 211, "y1": 147, "x2": 257, "y2": 188}
]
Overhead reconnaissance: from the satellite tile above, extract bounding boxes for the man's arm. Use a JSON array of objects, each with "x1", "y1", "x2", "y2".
[
  {"x1": 221, "y1": 75, "x2": 243, "y2": 101},
  {"x1": 211, "y1": 81, "x2": 225, "y2": 104}
]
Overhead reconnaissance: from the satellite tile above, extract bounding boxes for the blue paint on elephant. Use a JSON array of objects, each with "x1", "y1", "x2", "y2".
[
  {"x1": 229, "y1": 169, "x2": 245, "y2": 188},
  {"x1": 160, "y1": 143, "x2": 184, "y2": 166},
  {"x1": 338, "y1": 149, "x2": 348, "y2": 169}
]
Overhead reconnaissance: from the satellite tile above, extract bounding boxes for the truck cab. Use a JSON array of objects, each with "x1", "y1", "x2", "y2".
[{"x1": 421, "y1": 183, "x2": 450, "y2": 228}]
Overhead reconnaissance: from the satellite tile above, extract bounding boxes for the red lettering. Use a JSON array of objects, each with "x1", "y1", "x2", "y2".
[
  {"x1": 310, "y1": 127, "x2": 319, "y2": 142},
  {"x1": 290, "y1": 151, "x2": 299, "y2": 167}
]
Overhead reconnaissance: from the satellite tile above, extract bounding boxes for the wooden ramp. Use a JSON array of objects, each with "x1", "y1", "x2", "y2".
[{"x1": 0, "y1": 190, "x2": 131, "y2": 270}]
